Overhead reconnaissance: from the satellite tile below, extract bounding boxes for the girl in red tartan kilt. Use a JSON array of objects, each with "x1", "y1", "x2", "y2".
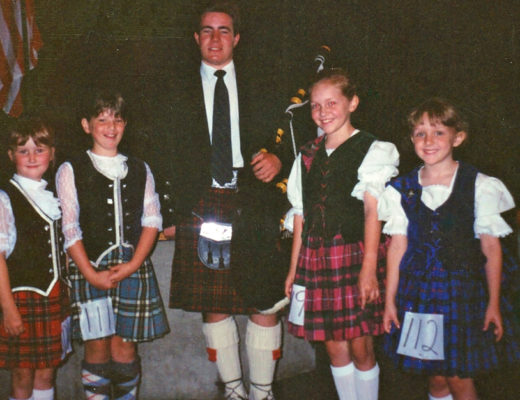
[
  {"x1": 0, "y1": 118, "x2": 71, "y2": 400},
  {"x1": 284, "y1": 68, "x2": 399, "y2": 400},
  {"x1": 56, "y1": 90, "x2": 169, "y2": 400}
]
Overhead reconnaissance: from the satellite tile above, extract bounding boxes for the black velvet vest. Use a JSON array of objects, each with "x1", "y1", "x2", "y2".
[
  {"x1": 301, "y1": 131, "x2": 376, "y2": 242},
  {"x1": 69, "y1": 152, "x2": 146, "y2": 263},
  {"x1": 391, "y1": 162, "x2": 486, "y2": 273},
  {"x1": 5, "y1": 179, "x2": 64, "y2": 295}
]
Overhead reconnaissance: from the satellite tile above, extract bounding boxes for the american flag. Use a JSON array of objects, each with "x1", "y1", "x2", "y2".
[{"x1": 0, "y1": 0, "x2": 42, "y2": 117}]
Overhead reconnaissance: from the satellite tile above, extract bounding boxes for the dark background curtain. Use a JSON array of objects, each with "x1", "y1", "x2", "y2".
[{"x1": 1, "y1": 0, "x2": 518, "y2": 201}]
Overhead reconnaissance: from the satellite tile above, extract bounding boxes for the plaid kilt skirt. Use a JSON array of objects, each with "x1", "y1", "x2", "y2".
[
  {"x1": 69, "y1": 247, "x2": 169, "y2": 342},
  {"x1": 288, "y1": 234, "x2": 387, "y2": 341},
  {"x1": 170, "y1": 188, "x2": 256, "y2": 314},
  {"x1": 384, "y1": 254, "x2": 520, "y2": 378},
  {"x1": 0, "y1": 282, "x2": 69, "y2": 369}
]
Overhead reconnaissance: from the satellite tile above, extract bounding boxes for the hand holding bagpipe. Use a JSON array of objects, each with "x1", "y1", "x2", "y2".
[{"x1": 251, "y1": 148, "x2": 283, "y2": 183}]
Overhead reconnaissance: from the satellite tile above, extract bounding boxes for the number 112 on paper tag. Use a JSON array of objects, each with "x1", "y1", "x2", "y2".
[{"x1": 397, "y1": 311, "x2": 444, "y2": 360}]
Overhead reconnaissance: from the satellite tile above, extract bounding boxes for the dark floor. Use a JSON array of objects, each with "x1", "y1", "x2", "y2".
[{"x1": 273, "y1": 338, "x2": 520, "y2": 400}]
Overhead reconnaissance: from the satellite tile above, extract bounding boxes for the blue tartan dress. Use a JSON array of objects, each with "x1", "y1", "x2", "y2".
[
  {"x1": 384, "y1": 162, "x2": 520, "y2": 377},
  {"x1": 63, "y1": 154, "x2": 170, "y2": 343}
]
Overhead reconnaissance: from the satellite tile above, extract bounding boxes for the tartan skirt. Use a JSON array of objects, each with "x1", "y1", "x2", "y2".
[
  {"x1": 69, "y1": 248, "x2": 170, "y2": 342},
  {"x1": 0, "y1": 282, "x2": 70, "y2": 369},
  {"x1": 288, "y1": 234, "x2": 387, "y2": 341},
  {"x1": 169, "y1": 188, "x2": 256, "y2": 314},
  {"x1": 384, "y1": 254, "x2": 520, "y2": 378}
]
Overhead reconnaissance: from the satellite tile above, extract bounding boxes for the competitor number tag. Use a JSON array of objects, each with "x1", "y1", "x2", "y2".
[
  {"x1": 61, "y1": 316, "x2": 72, "y2": 360},
  {"x1": 288, "y1": 284, "x2": 306, "y2": 326},
  {"x1": 200, "y1": 222, "x2": 232, "y2": 242},
  {"x1": 79, "y1": 297, "x2": 116, "y2": 340},
  {"x1": 397, "y1": 311, "x2": 444, "y2": 360}
]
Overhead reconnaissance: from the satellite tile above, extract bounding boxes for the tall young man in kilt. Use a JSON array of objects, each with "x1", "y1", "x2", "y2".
[{"x1": 153, "y1": 2, "x2": 286, "y2": 399}]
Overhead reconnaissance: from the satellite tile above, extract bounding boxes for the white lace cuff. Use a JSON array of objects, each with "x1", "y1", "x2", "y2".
[
  {"x1": 0, "y1": 233, "x2": 10, "y2": 256},
  {"x1": 378, "y1": 185, "x2": 408, "y2": 236},
  {"x1": 283, "y1": 207, "x2": 303, "y2": 233},
  {"x1": 63, "y1": 223, "x2": 83, "y2": 250},
  {"x1": 142, "y1": 215, "x2": 163, "y2": 230},
  {"x1": 352, "y1": 180, "x2": 388, "y2": 201},
  {"x1": 474, "y1": 215, "x2": 513, "y2": 238}
]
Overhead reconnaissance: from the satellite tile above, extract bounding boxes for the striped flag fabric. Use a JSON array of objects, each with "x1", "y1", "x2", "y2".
[{"x1": 0, "y1": 0, "x2": 42, "y2": 117}]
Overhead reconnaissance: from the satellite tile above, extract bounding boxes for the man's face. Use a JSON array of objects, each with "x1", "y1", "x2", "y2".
[{"x1": 194, "y1": 12, "x2": 240, "y2": 68}]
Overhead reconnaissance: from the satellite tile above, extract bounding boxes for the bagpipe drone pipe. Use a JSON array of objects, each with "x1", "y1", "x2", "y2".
[{"x1": 231, "y1": 45, "x2": 332, "y2": 312}]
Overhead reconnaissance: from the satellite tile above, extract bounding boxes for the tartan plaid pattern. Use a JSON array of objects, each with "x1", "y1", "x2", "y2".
[
  {"x1": 385, "y1": 262, "x2": 520, "y2": 377},
  {"x1": 69, "y1": 247, "x2": 169, "y2": 342},
  {"x1": 0, "y1": 282, "x2": 69, "y2": 369},
  {"x1": 169, "y1": 188, "x2": 256, "y2": 314},
  {"x1": 384, "y1": 164, "x2": 520, "y2": 377},
  {"x1": 288, "y1": 234, "x2": 387, "y2": 341}
]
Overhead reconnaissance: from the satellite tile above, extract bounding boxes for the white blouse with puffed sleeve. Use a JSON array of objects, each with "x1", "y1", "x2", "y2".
[
  {"x1": 284, "y1": 130, "x2": 399, "y2": 232},
  {"x1": 56, "y1": 151, "x2": 162, "y2": 249},
  {"x1": 378, "y1": 165, "x2": 515, "y2": 238}
]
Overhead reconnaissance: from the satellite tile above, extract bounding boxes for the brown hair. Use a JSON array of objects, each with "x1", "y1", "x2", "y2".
[
  {"x1": 309, "y1": 68, "x2": 358, "y2": 101},
  {"x1": 81, "y1": 89, "x2": 127, "y2": 121},
  {"x1": 198, "y1": 1, "x2": 240, "y2": 35},
  {"x1": 8, "y1": 117, "x2": 55, "y2": 152},
  {"x1": 408, "y1": 97, "x2": 469, "y2": 133}
]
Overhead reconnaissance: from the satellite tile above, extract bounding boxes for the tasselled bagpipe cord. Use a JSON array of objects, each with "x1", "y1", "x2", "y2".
[{"x1": 267, "y1": 45, "x2": 332, "y2": 237}]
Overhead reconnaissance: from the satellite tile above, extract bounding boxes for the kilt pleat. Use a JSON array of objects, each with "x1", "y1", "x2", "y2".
[
  {"x1": 69, "y1": 249, "x2": 169, "y2": 342},
  {"x1": 288, "y1": 234, "x2": 387, "y2": 341},
  {"x1": 169, "y1": 188, "x2": 256, "y2": 314},
  {"x1": 384, "y1": 258, "x2": 520, "y2": 377},
  {"x1": 0, "y1": 282, "x2": 69, "y2": 369}
]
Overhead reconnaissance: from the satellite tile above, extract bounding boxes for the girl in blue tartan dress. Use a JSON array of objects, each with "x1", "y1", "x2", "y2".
[
  {"x1": 284, "y1": 69, "x2": 399, "y2": 400},
  {"x1": 380, "y1": 98, "x2": 520, "y2": 400},
  {"x1": 56, "y1": 90, "x2": 169, "y2": 400}
]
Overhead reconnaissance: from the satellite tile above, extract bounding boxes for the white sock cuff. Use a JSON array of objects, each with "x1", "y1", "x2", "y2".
[
  {"x1": 10, "y1": 397, "x2": 34, "y2": 400},
  {"x1": 428, "y1": 394, "x2": 453, "y2": 400},
  {"x1": 245, "y1": 320, "x2": 282, "y2": 350},
  {"x1": 330, "y1": 362, "x2": 355, "y2": 377},
  {"x1": 33, "y1": 388, "x2": 54, "y2": 400},
  {"x1": 202, "y1": 316, "x2": 238, "y2": 348},
  {"x1": 354, "y1": 363, "x2": 380, "y2": 380}
]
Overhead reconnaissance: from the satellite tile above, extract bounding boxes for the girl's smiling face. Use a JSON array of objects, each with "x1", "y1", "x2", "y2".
[
  {"x1": 411, "y1": 113, "x2": 466, "y2": 167},
  {"x1": 82, "y1": 109, "x2": 126, "y2": 157},
  {"x1": 8, "y1": 137, "x2": 54, "y2": 181},
  {"x1": 310, "y1": 81, "x2": 359, "y2": 139}
]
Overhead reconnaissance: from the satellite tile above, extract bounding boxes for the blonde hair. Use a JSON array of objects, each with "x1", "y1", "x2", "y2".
[{"x1": 309, "y1": 68, "x2": 358, "y2": 101}]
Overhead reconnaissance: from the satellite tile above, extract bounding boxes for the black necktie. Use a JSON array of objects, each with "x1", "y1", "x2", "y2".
[{"x1": 211, "y1": 70, "x2": 233, "y2": 185}]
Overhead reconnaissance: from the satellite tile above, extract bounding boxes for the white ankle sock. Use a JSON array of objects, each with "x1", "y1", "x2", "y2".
[
  {"x1": 32, "y1": 388, "x2": 54, "y2": 400},
  {"x1": 428, "y1": 394, "x2": 453, "y2": 400},
  {"x1": 246, "y1": 320, "x2": 282, "y2": 400},
  {"x1": 203, "y1": 317, "x2": 247, "y2": 399},
  {"x1": 10, "y1": 397, "x2": 34, "y2": 400},
  {"x1": 354, "y1": 363, "x2": 379, "y2": 400},
  {"x1": 331, "y1": 363, "x2": 357, "y2": 400}
]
